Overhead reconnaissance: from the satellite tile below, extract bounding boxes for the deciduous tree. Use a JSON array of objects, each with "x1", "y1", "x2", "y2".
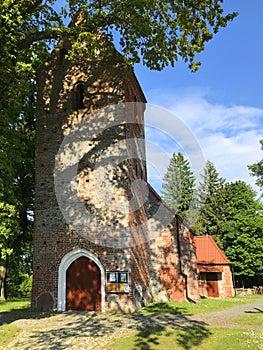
[
  {"x1": 0, "y1": 203, "x2": 21, "y2": 299},
  {"x1": 0, "y1": 1, "x2": 237, "y2": 118},
  {"x1": 220, "y1": 181, "x2": 263, "y2": 287},
  {"x1": 248, "y1": 139, "x2": 263, "y2": 191},
  {"x1": 0, "y1": 65, "x2": 36, "y2": 298}
]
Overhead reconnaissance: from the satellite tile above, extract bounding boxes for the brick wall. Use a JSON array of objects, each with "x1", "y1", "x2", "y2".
[
  {"x1": 32, "y1": 42, "x2": 200, "y2": 311},
  {"x1": 219, "y1": 266, "x2": 235, "y2": 298},
  {"x1": 32, "y1": 44, "x2": 151, "y2": 311},
  {"x1": 197, "y1": 265, "x2": 234, "y2": 298}
]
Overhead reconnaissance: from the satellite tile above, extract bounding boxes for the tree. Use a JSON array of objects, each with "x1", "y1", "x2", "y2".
[
  {"x1": 0, "y1": 0, "x2": 238, "y2": 118},
  {"x1": 0, "y1": 1, "x2": 237, "y2": 296},
  {"x1": 0, "y1": 203, "x2": 21, "y2": 299},
  {"x1": 0, "y1": 1, "x2": 238, "y2": 74},
  {"x1": 161, "y1": 152, "x2": 195, "y2": 220},
  {"x1": 220, "y1": 181, "x2": 263, "y2": 287},
  {"x1": 194, "y1": 161, "x2": 226, "y2": 243},
  {"x1": 248, "y1": 139, "x2": 263, "y2": 191},
  {"x1": 0, "y1": 59, "x2": 36, "y2": 299}
]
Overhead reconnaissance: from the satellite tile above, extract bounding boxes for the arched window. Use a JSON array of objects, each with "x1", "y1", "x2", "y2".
[
  {"x1": 59, "y1": 48, "x2": 67, "y2": 65},
  {"x1": 75, "y1": 83, "x2": 84, "y2": 110}
]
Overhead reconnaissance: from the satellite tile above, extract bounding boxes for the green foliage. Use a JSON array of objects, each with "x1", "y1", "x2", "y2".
[
  {"x1": 162, "y1": 156, "x2": 263, "y2": 287},
  {"x1": 7, "y1": 250, "x2": 33, "y2": 297},
  {"x1": 220, "y1": 181, "x2": 263, "y2": 287},
  {"x1": 248, "y1": 139, "x2": 263, "y2": 191},
  {"x1": 0, "y1": 0, "x2": 238, "y2": 96},
  {"x1": 0, "y1": 19, "x2": 37, "y2": 298},
  {"x1": 0, "y1": 1, "x2": 238, "y2": 144},
  {"x1": 194, "y1": 161, "x2": 226, "y2": 243},
  {"x1": 195, "y1": 164, "x2": 263, "y2": 286},
  {"x1": 161, "y1": 152, "x2": 195, "y2": 220},
  {"x1": 0, "y1": 203, "x2": 21, "y2": 261},
  {"x1": 161, "y1": 156, "x2": 263, "y2": 288},
  {"x1": 18, "y1": 275, "x2": 33, "y2": 297}
]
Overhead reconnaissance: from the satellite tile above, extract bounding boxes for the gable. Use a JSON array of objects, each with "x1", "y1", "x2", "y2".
[{"x1": 193, "y1": 235, "x2": 230, "y2": 265}]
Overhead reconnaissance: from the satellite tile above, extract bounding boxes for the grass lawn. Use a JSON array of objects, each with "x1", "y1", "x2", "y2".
[
  {"x1": 0, "y1": 324, "x2": 21, "y2": 348},
  {"x1": 0, "y1": 298, "x2": 31, "y2": 345},
  {"x1": 107, "y1": 327, "x2": 263, "y2": 350},
  {"x1": 0, "y1": 298, "x2": 30, "y2": 312},
  {"x1": 109, "y1": 295, "x2": 263, "y2": 350},
  {"x1": 234, "y1": 312, "x2": 263, "y2": 326},
  {"x1": 0, "y1": 296, "x2": 262, "y2": 349},
  {"x1": 138, "y1": 294, "x2": 263, "y2": 316}
]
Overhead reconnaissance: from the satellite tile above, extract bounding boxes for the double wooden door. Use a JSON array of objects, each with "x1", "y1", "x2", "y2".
[{"x1": 66, "y1": 256, "x2": 101, "y2": 311}]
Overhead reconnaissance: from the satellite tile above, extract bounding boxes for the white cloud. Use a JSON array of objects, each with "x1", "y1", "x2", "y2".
[
  {"x1": 144, "y1": 88, "x2": 263, "y2": 194},
  {"x1": 200, "y1": 131, "x2": 262, "y2": 187}
]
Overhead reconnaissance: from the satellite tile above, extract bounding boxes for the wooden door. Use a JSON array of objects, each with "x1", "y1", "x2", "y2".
[
  {"x1": 206, "y1": 273, "x2": 219, "y2": 297},
  {"x1": 66, "y1": 256, "x2": 101, "y2": 311}
]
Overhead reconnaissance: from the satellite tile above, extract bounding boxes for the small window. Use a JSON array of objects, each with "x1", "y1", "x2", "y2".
[
  {"x1": 106, "y1": 271, "x2": 129, "y2": 293},
  {"x1": 75, "y1": 83, "x2": 84, "y2": 109},
  {"x1": 59, "y1": 48, "x2": 67, "y2": 65}
]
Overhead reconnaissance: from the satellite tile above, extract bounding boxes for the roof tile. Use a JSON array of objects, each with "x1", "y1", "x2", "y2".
[{"x1": 193, "y1": 236, "x2": 230, "y2": 265}]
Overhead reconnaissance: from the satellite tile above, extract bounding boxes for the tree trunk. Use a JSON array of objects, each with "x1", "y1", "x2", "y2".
[{"x1": 0, "y1": 265, "x2": 7, "y2": 300}]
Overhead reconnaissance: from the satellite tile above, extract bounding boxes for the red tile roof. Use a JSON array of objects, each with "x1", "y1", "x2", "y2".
[{"x1": 193, "y1": 235, "x2": 230, "y2": 265}]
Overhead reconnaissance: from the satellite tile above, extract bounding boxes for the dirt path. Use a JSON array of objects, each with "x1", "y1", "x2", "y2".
[
  {"x1": 3, "y1": 298, "x2": 263, "y2": 349},
  {"x1": 189, "y1": 297, "x2": 263, "y2": 328}
]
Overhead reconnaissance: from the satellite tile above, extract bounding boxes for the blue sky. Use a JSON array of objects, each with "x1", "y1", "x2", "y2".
[{"x1": 133, "y1": 0, "x2": 263, "y2": 195}]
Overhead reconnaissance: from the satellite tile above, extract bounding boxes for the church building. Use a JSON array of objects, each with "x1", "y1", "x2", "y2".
[{"x1": 32, "y1": 40, "x2": 232, "y2": 311}]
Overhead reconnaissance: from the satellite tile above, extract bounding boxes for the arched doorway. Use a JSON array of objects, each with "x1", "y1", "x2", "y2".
[
  {"x1": 57, "y1": 249, "x2": 105, "y2": 312},
  {"x1": 66, "y1": 256, "x2": 101, "y2": 311}
]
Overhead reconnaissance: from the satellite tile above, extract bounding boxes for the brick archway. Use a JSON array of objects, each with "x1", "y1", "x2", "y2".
[{"x1": 58, "y1": 249, "x2": 105, "y2": 311}]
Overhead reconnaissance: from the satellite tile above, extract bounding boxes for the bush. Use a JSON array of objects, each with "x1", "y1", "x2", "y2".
[{"x1": 18, "y1": 274, "x2": 32, "y2": 297}]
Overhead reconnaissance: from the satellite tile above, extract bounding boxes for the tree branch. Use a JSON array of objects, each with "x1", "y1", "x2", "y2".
[{"x1": 17, "y1": 29, "x2": 65, "y2": 49}]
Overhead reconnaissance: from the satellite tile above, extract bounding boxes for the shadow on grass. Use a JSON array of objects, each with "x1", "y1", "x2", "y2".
[
  {"x1": 0, "y1": 302, "x2": 211, "y2": 349},
  {"x1": 137, "y1": 301, "x2": 190, "y2": 315},
  {"x1": 132, "y1": 312, "x2": 211, "y2": 350},
  {"x1": 133, "y1": 325, "x2": 211, "y2": 350}
]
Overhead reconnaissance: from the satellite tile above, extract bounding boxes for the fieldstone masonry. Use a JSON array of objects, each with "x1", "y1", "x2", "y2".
[{"x1": 32, "y1": 42, "x2": 200, "y2": 312}]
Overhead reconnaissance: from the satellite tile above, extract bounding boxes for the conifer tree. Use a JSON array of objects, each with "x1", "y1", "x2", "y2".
[
  {"x1": 194, "y1": 161, "x2": 226, "y2": 244},
  {"x1": 161, "y1": 152, "x2": 195, "y2": 220}
]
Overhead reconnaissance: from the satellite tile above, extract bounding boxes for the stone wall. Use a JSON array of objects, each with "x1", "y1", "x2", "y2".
[{"x1": 144, "y1": 187, "x2": 199, "y2": 303}]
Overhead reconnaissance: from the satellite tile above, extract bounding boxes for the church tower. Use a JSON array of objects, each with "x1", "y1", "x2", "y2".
[{"x1": 32, "y1": 42, "x2": 199, "y2": 311}]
